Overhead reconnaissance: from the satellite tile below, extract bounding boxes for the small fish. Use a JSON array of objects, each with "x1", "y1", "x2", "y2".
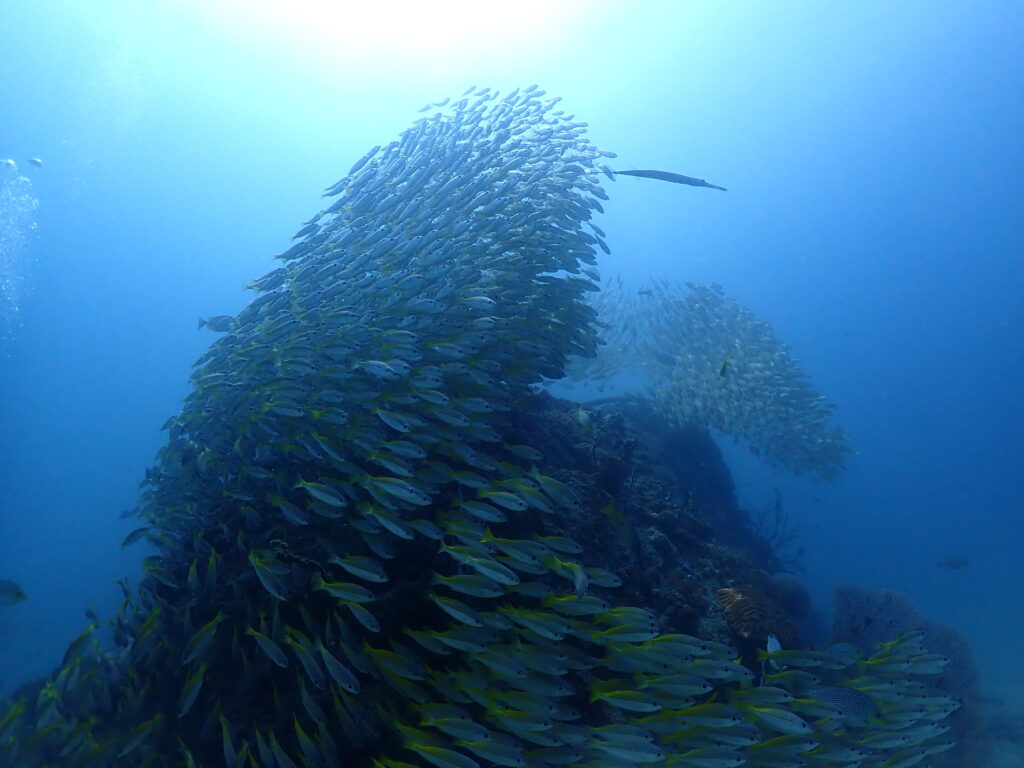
[
  {"x1": 269, "y1": 730, "x2": 301, "y2": 768},
  {"x1": 763, "y1": 633, "x2": 783, "y2": 670},
  {"x1": 503, "y1": 444, "x2": 544, "y2": 462},
  {"x1": 592, "y1": 739, "x2": 666, "y2": 763},
  {"x1": 285, "y1": 630, "x2": 327, "y2": 689},
  {"x1": 568, "y1": 561, "x2": 590, "y2": 598},
  {"x1": 747, "y1": 705, "x2": 812, "y2": 735},
  {"x1": 362, "y1": 641, "x2": 426, "y2": 681},
  {"x1": 476, "y1": 489, "x2": 528, "y2": 512},
  {"x1": 404, "y1": 742, "x2": 481, "y2": 768},
  {"x1": 177, "y1": 662, "x2": 207, "y2": 717},
  {"x1": 430, "y1": 572, "x2": 504, "y2": 599},
  {"x1": 0, "y1": 579, "x2": 26, "y2": 605},
  {"x1": 27, "y1": 157, "x2": 43, "y2": 167},
  {"x1": 534, "y1": 535, "x2": 583, "y2": 555},
  {"x1": 366, "y1": 476, "x2": 432, "y2": 506},
  {"x1": 295, "y1": 478, "x2": 347, "y2": 508},
  {"x1": 121, "y1": 526, "x2": 149, "y2": 547},
  {"x1": 719, "y1": 358, "x2": 730, "y2": 377},
  {"x1": 613, "y1": 168, "x2": 727, "y2": 191},
  {"x1": 346, "y1": 602, "x2": 381, "y2": 633},
  {"x1": 197, "y1": 315, "x2": 235, "y2": 332},
  {"x1": 442, "y1": 544, "x2": 520, "y2": 586},
  {"x1": 249, "y1": 550, "x2": 289, "y2": 601},
  {"x1": 181, "y1": 611, "x2": 226, "y2": 665},
  {"x1": 116, "y1": 713, "x2": 162, "y2": 757},
  {"x1": 758, "y1": 646, "x2": 847, "y2": 670},
  {"x1": 673, "y1": 746, "x2": 747, "y2": 767},
  {"x1": 293, "y1": 716, "x2": 319, "y2": 765},
  {"x1": 267, "y1": 493, "x2": 310, "y2": 526},
  {"x1": 936, "y1": 554, "x2": 969, "y2": 570},
  {"x1": 314, "y1": 576, "x2": 374, "y2": 603},
  {"x1": 291, "y1": 221, "x2": 319, "y2": 240},
  {"x1": 330, "y1": 554, "x2": 388, "y2": 583},
  {"x1": 429, "y1": 592, "x2": 484, "y2": 628},
  {"x1": 316, "y1": 641, "x2": 360, "y2": 693},
  {"x1": 590, "y1": 686, "x2": 662, "y2": 713},
  {"x1": 806, "y1": 686, "x2": 879, "y2": 721}
]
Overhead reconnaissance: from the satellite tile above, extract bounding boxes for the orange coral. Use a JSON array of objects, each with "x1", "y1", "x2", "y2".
[{"x1": 716, "y1": 586, "x2": 800, "y2": 648}]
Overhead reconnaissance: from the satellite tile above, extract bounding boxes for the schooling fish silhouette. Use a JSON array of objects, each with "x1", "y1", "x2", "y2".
[
  {"x1": 936, "y1": 554, "x2": 970, "y2": 570},
  {"x1": 613, "y1": 168, "x2": 727, "y2": 191}
]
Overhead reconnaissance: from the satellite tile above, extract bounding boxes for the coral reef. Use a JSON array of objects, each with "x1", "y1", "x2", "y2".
[
  {"x1": 0, "y1": 90, "x2": 957, "y2": 768},
  {"x1": 832, "y1": 583, "x2": 993, "y2": 768}
]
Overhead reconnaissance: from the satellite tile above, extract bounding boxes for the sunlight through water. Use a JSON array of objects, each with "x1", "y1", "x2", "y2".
[{"x1": 171, "y1": 0, "x2": 592, "y2": 80}]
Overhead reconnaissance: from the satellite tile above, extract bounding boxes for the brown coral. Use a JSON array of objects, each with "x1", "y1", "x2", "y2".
[{"x1": 716, "y1": 586, "x2": 800, "y2": 648}]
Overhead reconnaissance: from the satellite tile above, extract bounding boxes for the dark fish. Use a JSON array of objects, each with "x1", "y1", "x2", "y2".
[
  {"x1": 808, "y1": 686, "x2": 879, "y2": 720},
  {"x1": 613, "y1": 168, "x2": 727, "y2": 191},
  {"x1": 937, "y1": 555, "x2": 970, "y2": 570},
  {"x1": 197, "y1": 315, "x2": 235, "y2": 332},
  {"x1": 121, "y1": 526, "x2": 150, "y2": 547},
  {"x1": 0, "y1": 579, "x2": 26, "y2": 605}
]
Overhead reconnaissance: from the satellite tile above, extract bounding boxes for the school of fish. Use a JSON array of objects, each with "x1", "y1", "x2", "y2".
[
  {"x1": 0, "y1": 88, "x2": 949, "y2": 767},
  {"x1": 569, "y1": 278, "x2": 852, "y2": 480}
]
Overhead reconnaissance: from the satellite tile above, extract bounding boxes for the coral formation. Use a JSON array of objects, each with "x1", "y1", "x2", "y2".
[
  {"x1": 716, "y1": 586, "x2": 801, "y2": 649},
  {"x1": 0, "y1": 90, "x2": 957, "y2": 768},
  {"x1": 832, "y1": 583, "x2": 993, "y2": 768}
]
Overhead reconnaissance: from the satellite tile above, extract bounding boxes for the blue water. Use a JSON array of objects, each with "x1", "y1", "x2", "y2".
[{"x1": 1, "y1": 0, "x2": 1021, "y2": 735}]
